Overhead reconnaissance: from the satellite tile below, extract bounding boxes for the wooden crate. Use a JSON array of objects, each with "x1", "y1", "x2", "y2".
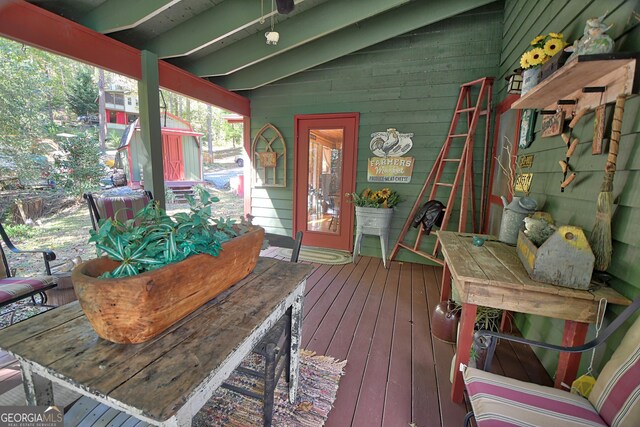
[{"x1": 516, "y1": 226, "x2": 594, "y2": 289}]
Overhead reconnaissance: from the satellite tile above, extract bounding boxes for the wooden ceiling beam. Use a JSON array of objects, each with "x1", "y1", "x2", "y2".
[
  {"x1": 144, "y1": 0, "x2": 306, "y2": 59},
  {"x1": 212, "y1": 0, "x2": 495, "y2": 91},
  {"x1": 80, "y1": 0, "x2": 182, "y2": 34},
  {"x1": 0, "y1": 0, "x2": 249, "y2": 115},
  {"x1": 185, "y1": 0, "x2": 411, "y2": 77}
]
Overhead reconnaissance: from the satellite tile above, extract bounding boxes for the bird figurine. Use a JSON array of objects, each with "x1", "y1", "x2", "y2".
[
  {"x1": 565, "y1": 13, "x2": 614, "y2": 62},
  {"x1": 524, "y1": 217, "x2": 557, "y2": 247},
  {"x1": 370, "y1": 128, "x2": 414, "y2": 157}
]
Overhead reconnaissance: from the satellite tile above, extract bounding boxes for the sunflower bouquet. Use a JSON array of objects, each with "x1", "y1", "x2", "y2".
[
  {"x1": 520, "y1": 32, "x2": 567, "y2": 69},
  {"x1": 347, "y1": 187, "x2": 400, "y2": 208}
]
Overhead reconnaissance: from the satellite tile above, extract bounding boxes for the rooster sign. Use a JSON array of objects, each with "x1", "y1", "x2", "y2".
[{"x1": 370, "y1": 128, "x2": 414, "y2": 157}]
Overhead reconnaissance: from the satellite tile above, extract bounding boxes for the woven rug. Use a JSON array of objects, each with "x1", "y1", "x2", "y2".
[
  {"x1": 194, "y1": 350, "x2": 346, "y2": 426},
  {"x1": 277, "y1": 247, "x2": 352, "y2": 265}
]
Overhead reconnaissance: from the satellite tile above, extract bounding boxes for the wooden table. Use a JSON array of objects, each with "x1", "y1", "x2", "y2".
[
  {"x1": 437, "y1": 231, "x2": 631, "y2": 403},
  {"x1": 0, "y1": 258, "x2": 313, "y2": 426}
]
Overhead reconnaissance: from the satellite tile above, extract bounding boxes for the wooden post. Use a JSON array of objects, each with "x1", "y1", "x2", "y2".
[
  {"x1": 138, "y1": 50, "x2": 166, "y2": 209},
  {"x1": 440, "y1": 262, "x2": 451, "y2": 302},
  {"x1": 452, "y1": 302, "x2": 478, "y2": 403},
  {"x1": 555, "y1": 320, "x2": 589, "y2": 389}
]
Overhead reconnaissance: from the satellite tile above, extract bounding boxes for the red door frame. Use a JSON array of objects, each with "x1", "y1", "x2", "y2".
[
  {"x1": 483, "y1": 94, "x2": 521, "y2": 233},
  {"x1": 293, "y1": 113, "x2": 359, "y2": 251}
]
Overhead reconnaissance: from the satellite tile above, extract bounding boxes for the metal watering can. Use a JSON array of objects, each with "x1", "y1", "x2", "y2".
[{"x1": 498, "y1": 196, "x2": 537, "y2": 245}]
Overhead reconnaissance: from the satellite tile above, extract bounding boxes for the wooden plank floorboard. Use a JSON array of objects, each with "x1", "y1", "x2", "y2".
[
  {"x1": 325, "y1": 259, "x2": 389, "y2": 427},
  {"x1": 302, "y1": 263, "x2": 358, "y2": 348},
  {"x1": 382, "y1": 262, "x2": 413, "y2": 426},
  {"x1": 302, "y1": 264, "x2": 346, "y2": 321},
  {"x1": 352, "y1": 261, "x2": 401, "y2": 427},
  {"x1": 306, "y1": 257, "x2": 372, "y2": 355},
  {"x1": 410, "y1": 263, "x2": 441, "y2": 425},
  {"x1": 325, "y1": 258, "x2": 382, "y2": 360}
]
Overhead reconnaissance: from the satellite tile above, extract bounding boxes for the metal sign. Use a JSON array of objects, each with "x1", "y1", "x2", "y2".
[
  {"x1": 369, "y1": 128, "x2": 414, "y2": 157},
  {"x1": 519, "y1": 154, "x2": 534, "y2": 169},
  {"x1": 367, "y1": 157, "x2": 415, "y2": 183},
  {"x1": 515, "y1": 173, "x2": 533, "y2": 193}
]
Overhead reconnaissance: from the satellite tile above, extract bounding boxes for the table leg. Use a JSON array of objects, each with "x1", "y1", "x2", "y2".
[
  {"x1": 20, "y1": 363, "x2": 54, "y2": 406},
  {"x1": 353, "y1": 232, "x2": 362, "y2": 264},
  {"x1": 451, "y1": 302, "x2": 477, "y2": 403},
  {"x1": 440, "y1": 262, "x2": 451, "y2": 302},
  {"x1": 289, "y1": 292, "x2": 304, "y2": 403},
  {"x1": 380, "y1": 234, "x2": 388, "y2": 269},
  {"x1": 555, "y1": 320, "x2": 588, "y2": 389}
]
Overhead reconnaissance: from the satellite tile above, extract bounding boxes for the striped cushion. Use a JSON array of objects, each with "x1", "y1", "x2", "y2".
[
  {"x1": 0, "y1": 276, "x2": 57, "y2": 305},
  {"x1": 464, "y1": 366, "x2": 607, "y2": 426},
  {"x1": 589, "y1": 315, "x2": 640, "y2": 427},
  {"x1": 94, "y1": 193, "x2": 150, "y2": 225}
]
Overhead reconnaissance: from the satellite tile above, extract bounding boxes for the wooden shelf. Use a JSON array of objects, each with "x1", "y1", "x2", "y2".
[{"x1": 512, "y1": 54, "x2": 638, "y2": 111}]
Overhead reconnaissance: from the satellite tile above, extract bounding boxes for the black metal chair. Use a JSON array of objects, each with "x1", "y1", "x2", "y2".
[
  {"x1": 0, "y1": 220, "x2": 57, "y2": 324},
  {"x1": 463, "y1": 294, "x2": 640, "y2": 427},
  {"x1": 221, "y1": 230, "x2": 303, "y2": 427}
]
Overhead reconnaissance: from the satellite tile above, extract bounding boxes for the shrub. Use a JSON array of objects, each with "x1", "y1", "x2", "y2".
[{"x1": 53, "y1": 129, "x2": 103, "y2": 195}]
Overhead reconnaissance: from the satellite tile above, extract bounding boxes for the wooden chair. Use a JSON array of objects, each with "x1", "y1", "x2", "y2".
[
  {"x1": 83, "y1": 190, "x2": 153, "y2": 231},
  {"x1": 221, "y1": 231, "x2": 303, "y2": 426},
  {"x1": 463, "y1": 294, "x2": 640, "y2": 427},
  {"x1": 265, "y1": 231, "x2": 303, "y2": 262},
  {"x1": 0, "y1": 221, "x2": 57, "y2": 324}
]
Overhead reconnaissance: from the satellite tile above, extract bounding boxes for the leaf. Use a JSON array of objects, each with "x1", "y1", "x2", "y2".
[{"x1": 96, "y1": 243, "x2": 125, "y2": 261}]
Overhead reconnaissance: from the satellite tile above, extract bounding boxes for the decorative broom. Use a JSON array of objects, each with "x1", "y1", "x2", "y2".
[{"x1": 590, "y1": 95, "x2": 626, "y2": 271}]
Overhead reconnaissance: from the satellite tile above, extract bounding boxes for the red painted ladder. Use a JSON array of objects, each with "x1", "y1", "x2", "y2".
[{"x1": 390, "y1": 77, "x2": 493, "y2": 265}]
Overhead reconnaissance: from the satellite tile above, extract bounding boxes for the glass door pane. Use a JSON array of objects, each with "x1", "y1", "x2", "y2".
[{"x1": 306, "y1": 129, "x2": 343, "y2": 234}]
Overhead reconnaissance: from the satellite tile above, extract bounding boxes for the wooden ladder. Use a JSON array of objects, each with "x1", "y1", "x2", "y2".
[{"x1": 390, "y1": 77, "x2": 493, "y2": 265}]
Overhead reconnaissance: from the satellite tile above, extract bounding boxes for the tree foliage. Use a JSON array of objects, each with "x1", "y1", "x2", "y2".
[
  {"x1": 67, "y1": 67, "x2": 98, "y2": 117},
  {"x1": 0, "y1": 37, "x2": 77, "y2": 182},
  {"x1": 53, "y1": 129, "x2": 103, "y2": 195}
]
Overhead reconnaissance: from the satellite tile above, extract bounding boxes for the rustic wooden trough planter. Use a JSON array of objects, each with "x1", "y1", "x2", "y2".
[{"x1": 71, "y1": 226, "x2": 265, "y2": 344}]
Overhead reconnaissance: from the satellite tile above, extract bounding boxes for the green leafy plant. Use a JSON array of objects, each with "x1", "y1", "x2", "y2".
[
  {"x1": 89, "y1": 189, "x2": 244, "y2": 278},
  {"x1": 346, "y1": 187, "x2": 400, "y2": 208}
]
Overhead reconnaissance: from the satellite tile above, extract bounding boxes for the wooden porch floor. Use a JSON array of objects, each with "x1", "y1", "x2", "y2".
[
  {"x1": 262, "y1": 250, "x2": 553, "y2": 427},
  {"x1": 0, "y1": 252, "x2": 552, "y2": 426}
]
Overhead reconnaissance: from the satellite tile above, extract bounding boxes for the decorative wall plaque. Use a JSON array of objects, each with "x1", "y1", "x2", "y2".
[
  {"x1": 518, "y1": 109, "x2": 537, "y2": 149},
  {"x1": 540, "y1": 111, "x2": 565, "y2": 138},
  {"x1": 515, "y1": 173, "x2": 533, "y2": 193},
  {"x1": 519, "y1": 154, "x2": 534, "y2": 169},
  {"x1": 252, "y1": 123, "x2": 286, "y2": 187},
  {"x1": 369, "y1": 128, "x2": 414, "y2": 157}
]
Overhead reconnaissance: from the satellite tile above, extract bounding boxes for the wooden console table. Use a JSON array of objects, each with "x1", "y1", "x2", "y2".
[
  {"x1": 0, "y1": 258, "x2": 313, "y2": 426},
  {"x1": 437, "y1": 231, "x2": 631, "y2": 403}
]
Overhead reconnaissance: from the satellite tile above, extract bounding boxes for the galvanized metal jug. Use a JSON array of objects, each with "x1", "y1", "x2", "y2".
[{"x1": 498, "y1": 196, "x2": 537, "y2": 245}]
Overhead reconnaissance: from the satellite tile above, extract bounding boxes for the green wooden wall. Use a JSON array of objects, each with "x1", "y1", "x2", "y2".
[
  {"x1": 246, "y1": 4, "x2": 504, "y2": 264},
  {"x1": 499, "y1": 0, "x2": 640, "y2": 376}
]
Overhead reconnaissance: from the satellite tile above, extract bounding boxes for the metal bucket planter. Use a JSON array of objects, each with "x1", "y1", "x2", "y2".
[{"x1": 353, "y1": 207, "x2": 393, "y2": 268}]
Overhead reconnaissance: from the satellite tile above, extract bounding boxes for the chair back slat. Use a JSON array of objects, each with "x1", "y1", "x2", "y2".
[
  {"x1": 589, "y1": 314, "x2": 640, "y2": 427},
  {"x1": 265, "y1": 231, "x2": 303, "y2": 263}
]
